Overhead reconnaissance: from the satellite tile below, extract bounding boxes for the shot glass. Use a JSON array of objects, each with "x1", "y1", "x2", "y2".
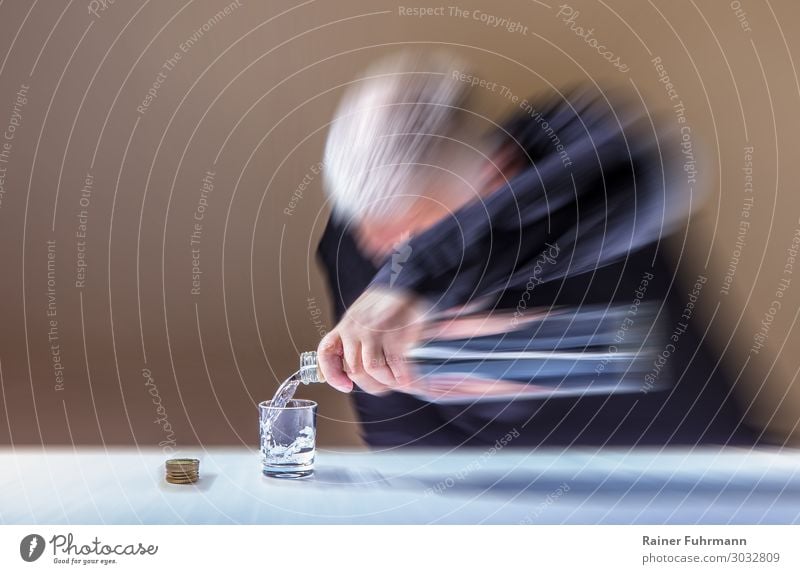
[{"x1": 259, "y1": 399, "x2": 317, "y2": 478}]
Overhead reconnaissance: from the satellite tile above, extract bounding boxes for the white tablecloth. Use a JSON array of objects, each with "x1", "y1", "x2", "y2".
[{"x1": 2, "y1": 447, "x2": 799, "y2": 524}]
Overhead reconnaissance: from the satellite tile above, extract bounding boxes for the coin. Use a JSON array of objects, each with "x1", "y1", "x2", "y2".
[
  {"x1": 167, "y1": 462, "x2": 196, "y2": 467},
  {"x1": 165, "y1": 474, "x2": 198, "y2": 482},
  {"x1": 166, "y1": 477, "x2": 197, "y2": 485},
  {"x1": 165, "y1": 458, "x2": 200, "y2": 484}
]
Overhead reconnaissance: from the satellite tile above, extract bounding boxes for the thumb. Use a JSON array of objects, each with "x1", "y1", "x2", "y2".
[{"x1": 317, "y1": 332, "x2": 354, "y2": 393}]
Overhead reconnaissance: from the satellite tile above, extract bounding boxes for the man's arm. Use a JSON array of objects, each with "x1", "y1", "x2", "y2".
[{"x1": 369, "y1": 97, "x2": 641, "y2": 309}]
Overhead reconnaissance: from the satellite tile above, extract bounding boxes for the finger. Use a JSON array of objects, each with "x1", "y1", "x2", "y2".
[
  {"x1": 343, "y1": 335, "x2": 388, "y2": 395},
  {"x1": 383, "y1": 340, "x2": 414, "y2": 388},
  {"x1": 341, "y1": 336, "x2": 362, "y2": 379},
  {"x1": 317, "y1": 333, "x2": 353, "y2": 393},
  {"x1": 362, "y1": 341, "x2": 396, "y2": 388},
  {"x1": 350, "y1": 369, "x2": 391, "y2": 396}
]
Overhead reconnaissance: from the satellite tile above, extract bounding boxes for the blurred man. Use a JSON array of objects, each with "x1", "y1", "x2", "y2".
[{"x1": 316, "y1": 51, "x2": 758, "y2": 448}]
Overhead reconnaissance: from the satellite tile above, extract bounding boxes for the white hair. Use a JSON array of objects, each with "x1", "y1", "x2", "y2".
[{"x1": 322, "y1": 51, "x2": 470, "y2": 222}]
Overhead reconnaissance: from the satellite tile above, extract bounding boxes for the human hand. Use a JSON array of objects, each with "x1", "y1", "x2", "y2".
[{"x1": 317, "y1": 286, "x2": 425, "y2": 394}]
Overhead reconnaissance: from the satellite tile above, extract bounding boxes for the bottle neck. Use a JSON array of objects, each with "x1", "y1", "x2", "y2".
[{"x1": 299, "y1": 351, "x2": 324, "y2": 384}]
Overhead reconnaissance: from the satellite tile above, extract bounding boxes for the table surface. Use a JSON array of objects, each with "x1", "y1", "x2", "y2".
[{"x1": 2, "y1": 447, "x2": 800, "y2": 524}]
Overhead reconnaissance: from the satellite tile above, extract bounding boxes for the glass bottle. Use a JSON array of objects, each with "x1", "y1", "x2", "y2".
[{"x1": 299, "y1": 351, "x2": 325, "y2": 384}]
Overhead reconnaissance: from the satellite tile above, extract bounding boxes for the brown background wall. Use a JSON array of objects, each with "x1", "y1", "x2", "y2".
[{"x1": 0, "y1": 0, "x2": 798, "y2": 450}]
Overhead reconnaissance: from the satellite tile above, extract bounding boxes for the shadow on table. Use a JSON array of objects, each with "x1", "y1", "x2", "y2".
[{"x1": 270, "y1": 465, "x2": 800, "y2": 503}]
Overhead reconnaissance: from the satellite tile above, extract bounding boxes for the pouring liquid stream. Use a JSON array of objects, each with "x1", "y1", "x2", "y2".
[
  {"x1": 262, "y1": 369, "x2": 302, "y2": 432},
  {"x1": 261, "y1": 354, "x2": 323, "y2": 440}
]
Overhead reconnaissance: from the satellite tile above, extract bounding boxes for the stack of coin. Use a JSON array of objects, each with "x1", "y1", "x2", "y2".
[{"x1": 165, "y1": 458, "x2": 200, "y2": 484}]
